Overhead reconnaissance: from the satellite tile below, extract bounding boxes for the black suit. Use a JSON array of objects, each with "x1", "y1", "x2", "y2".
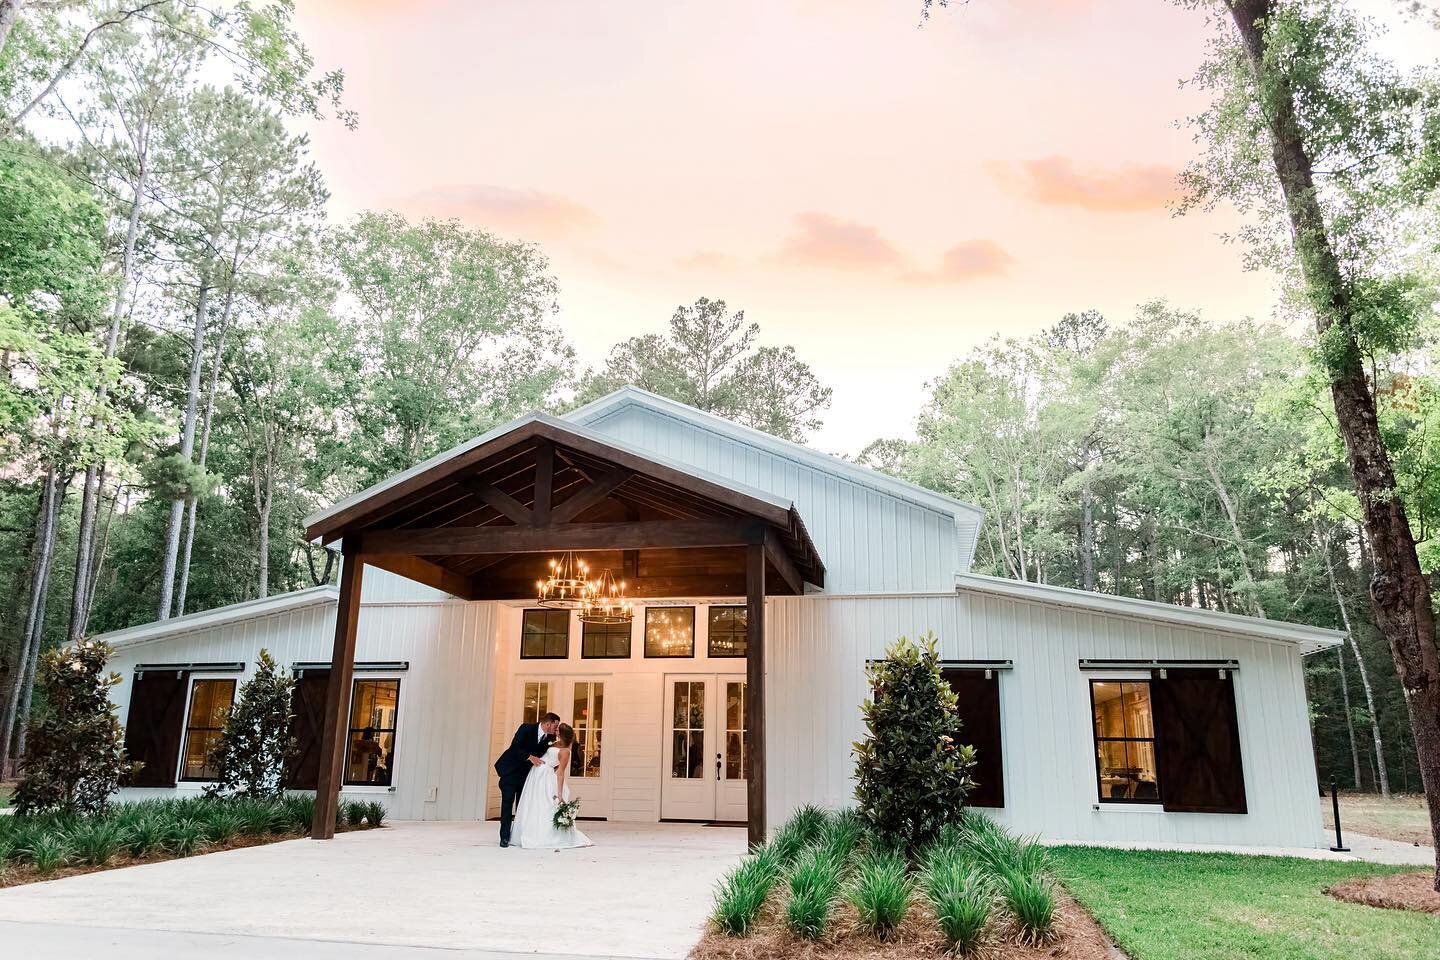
[{"x1": 494, "y1": 722, "x2": 551, "y2": 845}]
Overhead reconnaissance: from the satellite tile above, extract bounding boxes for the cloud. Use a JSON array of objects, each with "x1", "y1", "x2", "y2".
[
  {"x1": 775, "y1": 212, "x2": 903, "y2": 269},
  {"x1": 388, "y1": 183, "x2": 598, "y2": 236},
  {"x1": 1000, "y1": 156, "x2": 1181, "y2": 212},
  {"x1": 904, "y1": 239, "x2": 1015, "y2": 283},
  {"x1": 676, "y1": 250, "x2": 740, "y2": 271}
]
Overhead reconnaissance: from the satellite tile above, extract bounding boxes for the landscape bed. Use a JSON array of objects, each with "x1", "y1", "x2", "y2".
[{"x1": 0, "y1": 794, "x2": 384, "y2": 888}]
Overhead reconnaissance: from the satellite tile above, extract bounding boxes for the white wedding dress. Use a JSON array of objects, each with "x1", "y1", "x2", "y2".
[{"x1": 511, "y1": 746, "x2": 593, "y2": 850}]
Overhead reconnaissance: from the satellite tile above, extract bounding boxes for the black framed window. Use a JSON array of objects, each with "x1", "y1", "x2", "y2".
[
  {"x1": 521, "y1": 608, "x2": 570, "y2": 659},
  {"x1": 180, "y1": 678, "x2": 235, "y2": 781},
  {"x1": 582, "y1": 619, "x2": 632, "y2": 658},
  {"x1": 644, "y1": 607, "x2": 695, "y2": 657},
  {"x1": 707, "y1": 606, "x2": 747, "y2": 658},
  {"x1": 1090, "y1": 680, "x2": 1160, "y2": 803},
  {"x1": 346, "y1": 678, "x2": 400, "y2": 786}
]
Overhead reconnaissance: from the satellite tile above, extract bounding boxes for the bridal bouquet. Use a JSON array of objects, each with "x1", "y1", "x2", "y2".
[{"x1": 553, "y1": 797, "x2": 581, "y2": 829}]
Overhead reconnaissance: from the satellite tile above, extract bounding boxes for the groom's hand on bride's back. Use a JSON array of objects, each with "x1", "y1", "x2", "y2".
[{"x1": 529, "y1": 755, "x2": 545, "y2": 765}]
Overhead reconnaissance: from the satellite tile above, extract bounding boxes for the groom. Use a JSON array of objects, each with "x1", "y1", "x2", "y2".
[{"x1": 494, "y1": 712, "x2": 560, "y2": 847}]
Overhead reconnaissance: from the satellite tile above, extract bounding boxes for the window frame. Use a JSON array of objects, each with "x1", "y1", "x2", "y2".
[
  {"x1": 580, "y1": 618, "x2": 633, "y2": 659},
  {"x1": 706, "y1": 605, "x2": 748, "y2": 659},
  {"x1": 520, "y1": 608, "x2": 571, "y2": 660},
  {"x1": 644, "y1": 606, "x2": 696, "y2": 658},
  {"x1": 569, "y1": 680, "x2": 605, "y2": 779},
  {"x1": 1088, "y1": 678, "x2": 1161, "y2": 806},
  {"x1": 343, "y1": 676, "x2": 403, "y2": 788},
  {"x1": 177, "y1": 676, "x2": 237, "y2": 783}
]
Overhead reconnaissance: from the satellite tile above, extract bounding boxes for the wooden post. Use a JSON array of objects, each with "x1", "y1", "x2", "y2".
[
  {"x1": 311, "y1": 538, "x2": 364, "y2": 840},
  {"x1": 745, "y1": 542, "x2": 766, "y2": 847}
]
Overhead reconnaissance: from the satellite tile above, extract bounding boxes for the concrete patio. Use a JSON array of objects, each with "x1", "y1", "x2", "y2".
[{"x1": 0, "y1": 820, "x2": 747, "y2": 960}]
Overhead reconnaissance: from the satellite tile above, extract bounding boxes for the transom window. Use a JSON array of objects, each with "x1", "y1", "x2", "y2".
[
  {"x1": 180, "y1": 678, "x2": 235, "y2": 781},
  {"x1": 1090, "y1": 680, "x2": 1159, "y2": 803},
  {"x1": 708, "y1": 606, "x2": 747, "y2": 658},
  {"x1": 521, "y1": 609, "x2": 570, "y2": 659},
  {"x1": 346, "y1": 678, "x2": 400, "y2": 786},
  {"x1": 645, "y1": 607, "x2": 695, "y2": 658},
  {"x1": 582, "y1": 619, "x2": 632, "y2": 659},
  {"x1": 570, "y1": 681, "x2": 604, "y2": 778}
]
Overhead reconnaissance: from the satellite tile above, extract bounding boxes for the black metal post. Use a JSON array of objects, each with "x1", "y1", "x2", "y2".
[{"x1": 1328, "y1": 778, "x2": 1349, "y2": 852}]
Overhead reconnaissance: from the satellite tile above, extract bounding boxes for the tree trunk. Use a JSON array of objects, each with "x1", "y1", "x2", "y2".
[
  {"x1": 1201, "y1": 435, "x2": 1264, "y2": 617},
  {"x1": 1324, "y1": 541, "x2": 1391, "y2": 797},
  {"x1": 0, "y1": 464, "x2": 59, "y2": 771},
  {"x1": 0, "y1": 0, "x2": 24, "y2": 61},
  {"x1": 1079, "y1": 476, "x2": 1097, "y2": 591},
  {"x1": 176, "y1": 254, "x2": 239, "y2": 615},
  {"x1": 157, "y1": 278, "x2": 210, "y2": 620},
  {"x1": 1229, "y1": 0, "x2": 1439, "y2": 884},
  {"x1": 84, "y1": 475, "x2": 121, "y2": 631}
]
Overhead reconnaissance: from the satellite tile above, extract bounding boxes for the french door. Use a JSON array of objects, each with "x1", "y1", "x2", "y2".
[
  {"x1": 514, "y1": 677, "x2": 609, "y2": 818},
  {"x1": 661, "y1": 674, "x2": 747, "y2": 822}
]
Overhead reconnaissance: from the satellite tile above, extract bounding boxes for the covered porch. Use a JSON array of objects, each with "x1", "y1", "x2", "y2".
[{"x1": 302, "y1": 414, "x2": 825, "y2": 845}]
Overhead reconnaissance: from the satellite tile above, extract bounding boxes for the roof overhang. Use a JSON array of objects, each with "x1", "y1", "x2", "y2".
[
  {"x1": 956, "y1": 573, "x2": 1345, "y2": 654},
  {"x1": 303, "y1": 412, "x2": 825, "y2": 600},
  {"x1": 97, "y1": 586, "x2": 339, "y2": 650}
]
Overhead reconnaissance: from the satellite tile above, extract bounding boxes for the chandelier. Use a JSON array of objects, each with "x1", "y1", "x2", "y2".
[
  {"x1": 536, "y1": 551, "x2": 590, "y2": 608},
  {"x1": 579, "y1": 567, "x2": 633, "y2": 624}
]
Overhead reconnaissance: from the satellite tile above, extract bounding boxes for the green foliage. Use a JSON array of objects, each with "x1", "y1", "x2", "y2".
[
  {"x1": 853, "y1": 633, "x2": 975, "y2": 855},
  {"x1": 66, "y1": 819, "x2": 126, "y2": 866},
  {"x1": 126, "y1": 816, "x2": 169, "y2": 857},
  {"x1": 712, "y1": 847, "x2": 782, "y2": 936},
  {"x1": 770, "y1": 803, "x2": 829, "y2": 864},
  {"x1": 14, "y1": 639, "x2": 139, "y2": 816},
  {"x1": 846, "y1": 847, "x2": 912, "y2": 940},
  {"x1": 204, "y1": 649, "x2": 295, "y2": 800},
  {"x1": 998, "y1": 870, "x2": 1057, "y2": 945},
  {"x1": 362, "y1": 801, "x2": 386, "y2": 827},
  {"x1": 164, "y1": 818, "x2": 208, "y2": 856},
  {"x1": 201, "y1": 808, "x2": 243, "y2": 844},
  {"x1": 930, "y1": 873, "x2": 992, "y2": 955},
  {"x1": 23, "y1": 832, "x2": 72, "y2": 874},
  {"x1": 282, "y1": 793, "x2": 317, "y2": 831},
  {"x1": 344, "y1": 800, "x2": 368, "y2": 827},
  {"x1": 785, "y1": 845, "x2": 845, "y2": 941}
]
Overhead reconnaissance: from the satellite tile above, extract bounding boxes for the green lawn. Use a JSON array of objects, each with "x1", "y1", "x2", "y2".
[{"x1": 1053, "y1": 846, "x2": 1437, "y2": 960}]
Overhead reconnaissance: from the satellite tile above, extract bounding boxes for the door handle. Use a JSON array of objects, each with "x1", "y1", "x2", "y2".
[{"x1": 716, "y1": 752, "x2": 722, "y2": 778}]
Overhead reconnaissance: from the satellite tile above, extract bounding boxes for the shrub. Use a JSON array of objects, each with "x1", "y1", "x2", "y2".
[
  {"x1": 853, "y1": 633, "x2": 976, "y2": 855},
  {"x1": 166, "y1": 818, "x2": 209, "y2": 856},
  {"x1": 785, "y1": 846, "x2": 844, "y2": 940},
  {"x1": 846, "y1": 848, "x2": 912, "y2": 940},
  {"x1": 344, "y1": 800, "x2": 368, "y2": 827},
  {"x1": 13, "y1": 639, "x2": 139, "y2": 817},
  {"x1": 204, "y1": 650, "x2": 296, "y2": 800},
  {"x1": 362, "y1": 801, "x2": 386, "y2": 827},
  {"x1": 999, "y1": 871, "x2": 1057, "y2": 944},
  {"x1": 68, "y1": 820, "x2": 126, "y2": 866},
  {"x1": 712, "y1": 848, "x2": 782, "y2": 936},
  {"x1": 24, "y1": 833, "x2": 72, "y2": 874}
]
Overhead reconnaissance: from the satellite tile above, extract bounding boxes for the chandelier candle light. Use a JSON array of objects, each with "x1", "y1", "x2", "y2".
[
  {"x1": 536, "y1": 552, "x2": 590, "y2": 608},
  {"x1": 580, "y1": 567, "x2": 633, "y2": 624}
]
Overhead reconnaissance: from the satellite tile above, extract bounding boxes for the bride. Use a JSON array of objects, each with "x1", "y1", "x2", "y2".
[{"x1": 511, "y1": 722, "x2": 593, "y2": 850}]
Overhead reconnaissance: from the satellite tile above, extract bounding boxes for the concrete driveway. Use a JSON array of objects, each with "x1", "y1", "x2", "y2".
[{"x1": 0, "y1": 821, "x2": 745, "y2": 960}]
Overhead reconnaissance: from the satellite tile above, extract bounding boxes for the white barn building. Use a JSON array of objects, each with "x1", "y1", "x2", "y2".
[{"x1": 100, "y1": 387, "x2": 1341, "y2": 849}]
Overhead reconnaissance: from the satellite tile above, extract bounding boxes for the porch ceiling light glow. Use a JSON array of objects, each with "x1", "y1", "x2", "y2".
[
  {"x1": 537, "y1": 551, "x2": 590, "y2": 608},
  {"x1": 579, "y1": 567, "x2": 633, "y2": 625}
]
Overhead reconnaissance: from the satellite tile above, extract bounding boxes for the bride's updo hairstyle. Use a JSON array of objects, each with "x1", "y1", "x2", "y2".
[{"x1": 554, "y1": 723, "x2": 576, "y2": 748}]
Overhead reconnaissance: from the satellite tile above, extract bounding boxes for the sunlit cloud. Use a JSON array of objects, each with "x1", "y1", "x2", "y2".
[
  {"x1": 775, "y1": 212, "x2": 904, "y2": 270},
  {"x1": 904, "y1": 239, "x2": 1015, "y2": 283},
  {"x1": 676, "y1": 250, "x2": 741, "y2": 270},
  {"x1": 387, "y1": 183, "x2": 599, "y2": 237},
  {"x1": 998, "y1": 156, "x2": 1181, "y2": 212}
]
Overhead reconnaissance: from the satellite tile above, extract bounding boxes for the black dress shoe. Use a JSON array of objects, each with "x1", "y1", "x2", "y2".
[{"x1": 500, "y1": 840, "x2": 509, "y2": 848}]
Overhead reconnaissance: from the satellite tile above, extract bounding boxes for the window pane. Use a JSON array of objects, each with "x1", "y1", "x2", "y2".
[
  {"x1": 522, "y1": 681, "x2": 550, "y2": 724},
  {"x1": 708, "y1": 606, "x2": 747, "y2": 657},
  {"x1": 646, "y1": 607, "x2": 694, "y2": 657},
  {"x1": 181, "y1": 679, "x2": 235, "y2": 781},
  {"x1": 350, "y1": 680, "x2": 399, "y2": 729},
  {"x1": 1092, "y1": 682, "x2": 1125, "y2": 737},
  {"x1": 571, "y1": 681, "x2": 604, "y2": 778},
  {"x1": 347, "y1": 730, "x2": 396, "y2": 785},
  {"x1": 1122, "y1": 682, "x2": 1154, "y2": 738},
  {"x1": 671, "y1": 730, "x2": 690, "y2": 778},
  {"x1": 1091, "y1": 679, "x2": 1159, "y2": 803},
  {"x1": 521, "y1": 609, "x2": 569, "y2": 658},
  {"x1": 346, "y1": 679, "x2": 400, "y2": 787},
  {"x1": 726, "y1": 731, "x2": 743, "y2": 780},
  {"x1": 582, "y1": 619, "x2": 631, "y2": 658}
]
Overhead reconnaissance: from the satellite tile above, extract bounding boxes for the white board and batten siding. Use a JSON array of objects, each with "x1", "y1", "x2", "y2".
[
  {"x1": 571, "y1": 393, "x2": 980, "y2": 594},
  {"x1": 766, "y1": 591, "x2": 1326, "y2": 849},
  {"x1": 105, "y1": 579, "x2": 498, "y2": 822}
]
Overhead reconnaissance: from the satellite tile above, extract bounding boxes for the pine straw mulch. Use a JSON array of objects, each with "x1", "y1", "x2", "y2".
[
  {"x1": 691, "y1": 889, "x2": 1123, "y2": 960},
  {"x1": 0, "y1": 822, "x2": 380, "y2": 889},
  {"x1": 1325, "y1": 872, "x2": 1440, "y2": 915}
]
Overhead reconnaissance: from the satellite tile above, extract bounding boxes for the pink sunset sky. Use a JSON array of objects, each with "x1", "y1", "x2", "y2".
[{"x1": 288, "y1": 1, "x2": 1421, "y2": 454}]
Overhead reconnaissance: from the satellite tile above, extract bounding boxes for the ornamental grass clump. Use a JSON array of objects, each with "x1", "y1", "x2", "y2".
[
  {"x1": 853, "y1": 633, "x2": 976, "y2": 856},
  {"x1": 345, "y1": 800, "x2": 368, "y2": 827},
  {"x1": 925, "y1": 853, "x2": 993, "y2": 955},
  {"x1": 23, "y1": 833, "x2": 72, "y2": 875},
  {"x1": 997, "y1": 870, "x2": 1057, "y2": 945},
  {"x1": 202, "y1": 808, "x2": 244, "y2": 844},
  {"x1": 127, "y1": 816, "x2": 169, "y2": 857},
  {"x1": 67, "y1": 819, "x2": 126, "y2": 866},
  {"x1": 712, "y1": 845, "x2": 783, "y2": 936},
  {"x1": 770, "y1": 805, "x2": 828, "y2": 865},
  {"x1": 785, "y1": 845, "x2": 845, "y2": 940},
  {"x1": 282, "y1": 793, "x2": 316, "y2": 831},
  {"x1": 845, "y1": 847, "x2": 912, "y2": 940},
  {"x1": 166, "y1": 818, "x2": 209, "y2": 856},
  {"x1": 362, "y1": 801, "x2": 386, "y2": 827},
  {"x1": 820, "y1": 808, "x2": 863, "y2": 865}
]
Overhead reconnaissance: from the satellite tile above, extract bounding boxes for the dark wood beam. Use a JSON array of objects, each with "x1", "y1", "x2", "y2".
[
  {"x1": 532, "y1": 441, "x2": 554, "y2": 526},
  {"x1": 312, "y1": 542, "x2": 363, "y2": 840},
  {"x1": 470, "y1": 572, "x2": 748, "y2": 600},
  {"x1": 360, "y1": 519, "x2": 766, "y2": 556},
  {"x1": 764, "y1": 529, "x2": 803, "y2": 595},
  {"x1": 549, "y1": 468, "x2": 634, "y2": 524},
  {"x1": 460, "y1": 478, "x2": 532, "y2": 526},
  {"x1": 362, "y1": 552, "x2": 473, "y2": 599},
  {"x1": 745, "y1": 541, "x2": 766, "y2": 846}
]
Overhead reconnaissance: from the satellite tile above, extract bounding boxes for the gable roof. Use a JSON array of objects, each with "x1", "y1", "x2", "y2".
[
  {"x1": 956, "y1": 573, "x2": 1345, "y2": 653},
  {"x1": 97, "y1": 586, "x2": 339, "y2": 650},
  {"x1": 566, "y1": 387, "x2": 985, "y2": 526}
]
